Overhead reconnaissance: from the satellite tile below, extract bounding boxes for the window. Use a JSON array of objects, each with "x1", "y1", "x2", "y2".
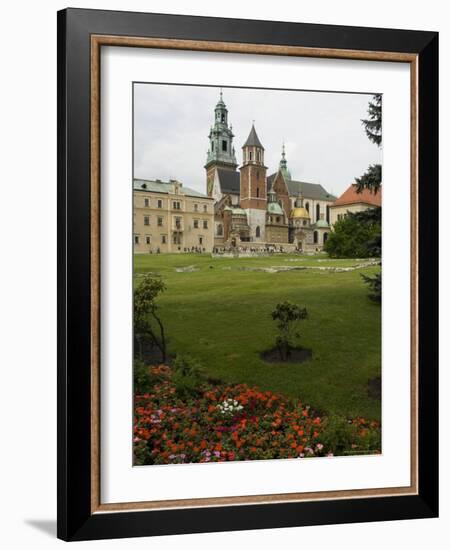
[
  {"x1": 313, "y1": 231, "x2": 318, "y2": 244},
  {"x1": 146, "y1": 236, "x2": 151, "y2": 245},
  {"x1": 161, "y1": 235, "x2": 166, "y2": 244},
  {"x1": 199, "y1": 237, "x2": 203, "y2": 245},
  {"x1": 212, "y1": 142, "x2": 214, "y2": 151},
  {"x1": 316, "y1": 204, "x2": 320, "y2": 222},
  {"x1": 222, "y1": 140, "x2": 227, "y2": 152},
  {"x1": 249, "y1": 151, "x2": 253, "y2": 161},
  {"x1": 303, "y1": 220, "x2": 307, "y2": 226},
  {"x1": 305, "y1": 202, "x2": 310, "y2": 212},
  {"x1": 194, "y1": 219, "x2": 199, "y2": 229},
  {"x1": 203, "y1": 220, "x2": 208, "y2": 229},
  {"x1": 144, "y1": 216, "x2": 149, "y2": 226},
  {"x1": 173, "y1": 201, "x2": 181, "y2": 210},
  {"x1": 221, "y1": 113, "x2": 225, "y2": 123},
  {"x1": 217, "y1": 224, "x2": 223, "y2": 236},
  {"x1": 326, "y1": 205, "x2": 330, "y2": 223},
  {"x1": 255, "y1": 226, "x2": 260, "y2": 238},
  {"x1": 194, "y1": 203, "x2": 198, "y2": 212},
  {"x1": 134, "y1": 235, "x2": 139, "y2": 244},
  {"x1": 256, "y1": 188, "x2": 259, "y2": 198},
  {"x1": 144, "y1": 198, "x2": 149, "y2": 207},
  {"x1": 203, "y1": 204, "x2": 207, "y2": 213},
  {"x1": 157, "y1": 217, "x2": 163, "y2": 226},
  {"x1": 175, "y1": 216, "x2": 182, "y2": 230},
  {"x1": 323, "y1": 232, "x2": 329, "y2": 243},
  {"x1": 157, "y1": 199, "x2": 162, "y2": 208},
  {"x1": 276, "y1": 216, "x2": 280, "y2": 223},
  {"x1": 257, "y1": 150, "x2": 261, "y2": 162}
]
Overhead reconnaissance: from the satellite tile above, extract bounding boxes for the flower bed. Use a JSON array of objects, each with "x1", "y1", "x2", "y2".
[{"x1": 134, "y1": 365, "x2": 380, "y2": 465}]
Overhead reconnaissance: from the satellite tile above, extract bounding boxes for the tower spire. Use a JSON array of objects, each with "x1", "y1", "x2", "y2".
[{"x1": 279, "y1": 142, "x2": 291, "y2": 180}]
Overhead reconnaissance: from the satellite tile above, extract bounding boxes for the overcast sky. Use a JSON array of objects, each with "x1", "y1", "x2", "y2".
[{"x1": 134, "y1": 83, "x2": 382, "y2": 198}]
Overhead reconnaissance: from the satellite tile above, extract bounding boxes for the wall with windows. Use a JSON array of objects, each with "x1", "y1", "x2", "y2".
[
  {"x1": 329, "y1": 202, "x2": 375, "y2": 227},
  {"x1": 133, "y1": 189, "x2": 214, "y2": 253}
]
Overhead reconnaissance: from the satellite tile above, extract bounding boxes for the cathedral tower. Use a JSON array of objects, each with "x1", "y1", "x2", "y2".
[
  {"x1": 240, "y1": 124, "x2": 267, "y2": 242},
  {"x1": 204, "y1": 90, "x2": 237, "y2": 197},
  {"x1": 279, "y1": 142, "x2": 292, "y2": 180}
]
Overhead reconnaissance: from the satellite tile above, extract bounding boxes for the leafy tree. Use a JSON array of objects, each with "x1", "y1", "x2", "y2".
[
  {"x1": 271, "y1": 301, "x2": 308, "y2": 361},
  {"x1": 324, "y1": 208, "x2": 381, "y2": 258},
  {"x1": 361, "y1": 93, "x2": 382, "y2": 146},
  {"x1": 134, "y1": 274, "x2": 167, "y2": 362}
]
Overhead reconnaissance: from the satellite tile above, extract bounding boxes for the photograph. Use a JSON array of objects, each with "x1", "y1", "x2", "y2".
[{"x1": 132, "y1": 83, "x2": 383, "y2": 466}]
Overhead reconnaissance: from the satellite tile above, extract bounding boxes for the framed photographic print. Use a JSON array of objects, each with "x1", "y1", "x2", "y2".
[{"x1": 57, "y1": 8, "x2": 438, "y2": 541}]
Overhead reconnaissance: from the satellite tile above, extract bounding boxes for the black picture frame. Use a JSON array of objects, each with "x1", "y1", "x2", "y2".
[{"x1": 57, "y1": 7, "x2": 438, "y2": 541}]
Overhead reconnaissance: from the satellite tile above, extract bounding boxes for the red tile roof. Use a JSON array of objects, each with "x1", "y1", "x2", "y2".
[{"x1": 333, "y1": 184, "x2": 382, "y2": 207}]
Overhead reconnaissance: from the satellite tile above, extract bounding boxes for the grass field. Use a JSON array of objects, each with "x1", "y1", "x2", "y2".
[{"x1": 134, "y1": 253, "x2": 381, "y2": 421}]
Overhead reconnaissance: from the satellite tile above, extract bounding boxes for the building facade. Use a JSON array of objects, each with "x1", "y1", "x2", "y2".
[
  {"x1": 330, "y1": 184, "x2": 382, "y2": 227},
  {"x1": 133, "y1": 179, "x2": 214, "y2": 253},
  {"x1": 205, "y1": 91, "x2": 337, "y2": 251}
]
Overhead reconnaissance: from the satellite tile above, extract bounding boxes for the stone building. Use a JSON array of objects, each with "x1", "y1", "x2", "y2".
[
  {"x1": 330, "y1": 184, "x2": 382, "y2": 226},
  {"x1": 205, "y1": 91, "x2": 336, "y2": 251},
  {"x1": 133, "y1": 179, "x2": 214, "y2": 253}
]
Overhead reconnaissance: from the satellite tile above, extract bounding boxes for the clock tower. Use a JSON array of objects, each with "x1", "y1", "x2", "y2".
[{"x1": 204, "y1": 90, "x2": 238, "y2": 197}]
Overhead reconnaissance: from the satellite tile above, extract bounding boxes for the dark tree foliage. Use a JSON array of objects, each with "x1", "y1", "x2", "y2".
[
  {"x1": 361, "y1": 272, "x2": 382, "y2": 304},
  {"x1": 355, "y1": 163, "x2": 382, "y2": 195},
  {"x1": 361, "y1": 93, "x2": 382, "y2": 146},
  {"x1": 324, "y1": 207, "x2": 381, "y2": 258}
]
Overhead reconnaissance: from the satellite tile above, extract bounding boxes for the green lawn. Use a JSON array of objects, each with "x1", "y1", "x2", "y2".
[{"x1": 134, "y1": 253, "x2": 381, "y2": 421}]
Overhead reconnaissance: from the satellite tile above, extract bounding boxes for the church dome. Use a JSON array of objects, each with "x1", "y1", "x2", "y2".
[
  {"x1": 267, "y1": 202, "x2": 284, "y2": 215},
  {"x1": 315, "y1": 219, "x2": 330, "y2": 228},
  {"x1": 290, "y1": 207, "x2": 309, "y2": 219}
]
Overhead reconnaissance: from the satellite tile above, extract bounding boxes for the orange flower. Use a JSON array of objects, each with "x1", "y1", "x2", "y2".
[{"x1": 200, "y1": 439, "x2": 207, "y2": 449}]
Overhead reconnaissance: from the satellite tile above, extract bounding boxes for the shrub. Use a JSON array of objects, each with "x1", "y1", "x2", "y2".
[
  {"x1": 271, "y1": 301, "x2": 308, "y2": 360},
  {"x1": 133, "y1": 359, "x2": 162, "y2": 394},
  {"x1": 172, "y1": 355, "x2": 204, "y2": 398}
]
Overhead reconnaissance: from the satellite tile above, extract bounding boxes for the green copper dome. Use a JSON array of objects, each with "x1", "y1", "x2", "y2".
[
  {"x1": 268, "y1": 202, "x2": 284, "y2": 215},
  {"x1": 315, "y1": 219, "x2": 330, "y2": 228}
]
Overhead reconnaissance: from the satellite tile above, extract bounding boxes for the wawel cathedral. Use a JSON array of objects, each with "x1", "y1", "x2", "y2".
[{"x1": 205, "y1": 91, "x2": 336, "y2": 251}]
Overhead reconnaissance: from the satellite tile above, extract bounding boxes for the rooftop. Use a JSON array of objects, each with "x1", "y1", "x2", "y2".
[
  {"x1": 267, "y1": 173, "x2": 337, "y2": 202},
  {"x1": 243, "y1": 124, "x2": 264, "y2": 149},
  {"x1": 133, "y1": 179, "x2": 211, "y2": 199},
  {"x1": 333, "y1": 184, "x2": 382, "y2": 207}
]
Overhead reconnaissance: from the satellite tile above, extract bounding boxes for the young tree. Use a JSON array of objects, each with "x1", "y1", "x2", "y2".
[
  {"x1": 271, "y1": 301, "x2": 308, "y2": 361},
  {"x1": 134, "y1": 274, "x2": 167, "y2": 362}
]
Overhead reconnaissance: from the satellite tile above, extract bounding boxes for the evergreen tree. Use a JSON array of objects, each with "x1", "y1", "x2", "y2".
[
  {"x1": 361, "y1": 93, "x2": 382, "y2": 146},
  {"x1": 356, "y1": 94, "x2": 382, "y2": 194}
]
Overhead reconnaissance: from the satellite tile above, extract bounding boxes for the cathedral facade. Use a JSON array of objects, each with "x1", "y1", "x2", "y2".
[{"x1": 205, "y1": 91, "x2": 337, "y2": 251}]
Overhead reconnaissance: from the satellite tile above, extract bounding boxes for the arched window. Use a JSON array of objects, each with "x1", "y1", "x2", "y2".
[
  {"x1": 313, "y1": 231, "x2": 318, "y2": 244},
  {"x1": 323, "y1": 232, "x2": 328, "y2": 243},
  {"x1": 326, "y1": 205, "x2": 330, "y2": 223},
  {"x1": 256, "y1": 188, "x2": 260, "y2": 198},
  {"x1": 316, "y1": 204, "x2": 320, "y2": 222},
  {"x1": 305, "y1": 202, "x2": 309, "y2": 212},
  {"x1": 255, "y1": 226, "x2": 261, "y2": 238},
  {"x1": 249, "y1": 151, "x2": 253, "y2": 161},
  {"x1": 257, "y1": 150, "x2": 261, "y2": 161}
]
